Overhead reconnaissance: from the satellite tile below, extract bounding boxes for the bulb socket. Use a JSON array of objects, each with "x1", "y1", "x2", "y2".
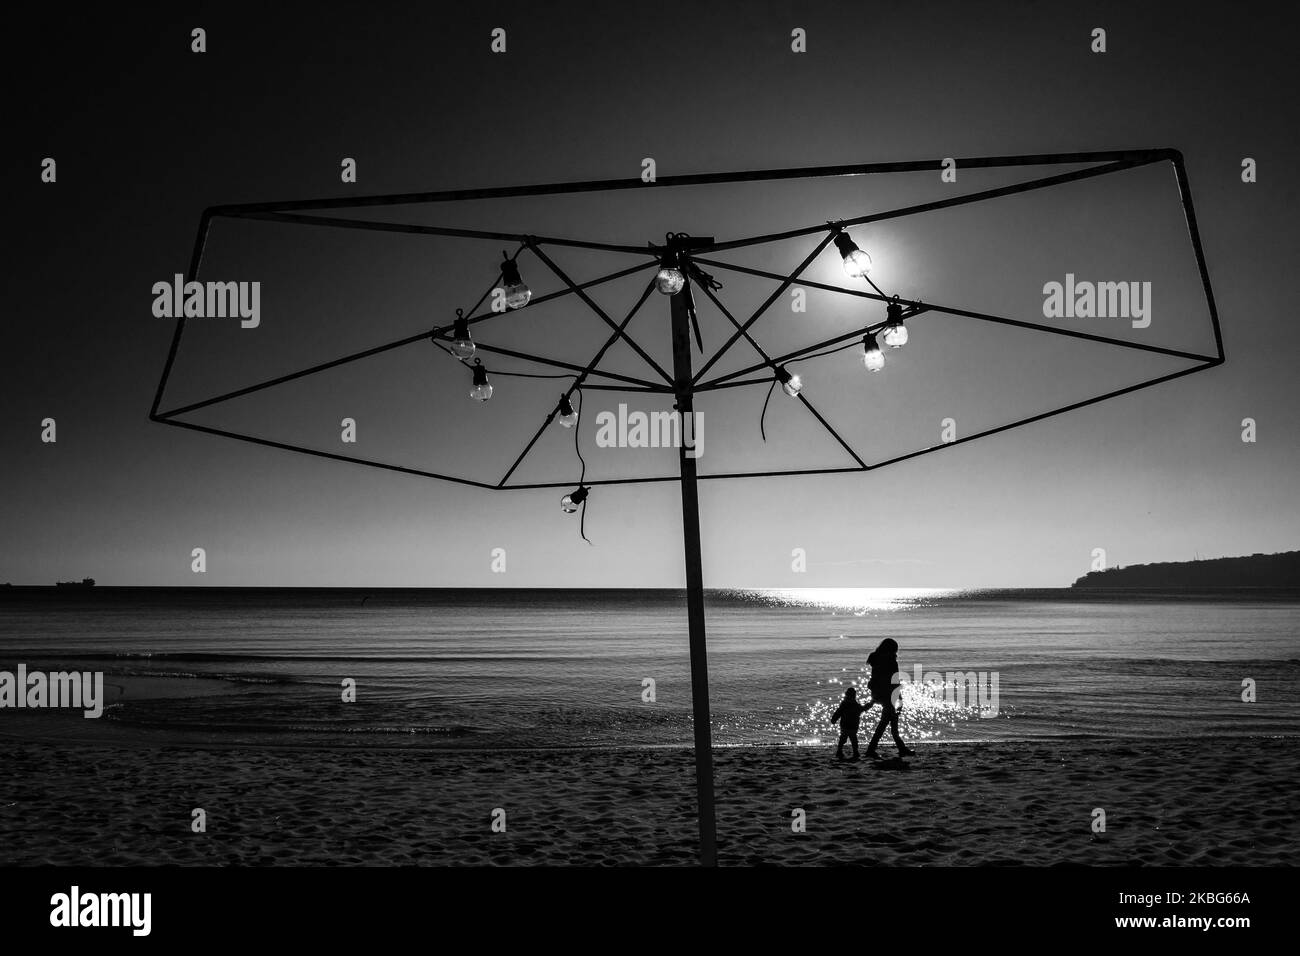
[
  {"x1": 832, "y1": 232, "x2": 860, "y2": 258},
  {"x1": 500, "y1": 257, "x2": 523, "y2": 286}
]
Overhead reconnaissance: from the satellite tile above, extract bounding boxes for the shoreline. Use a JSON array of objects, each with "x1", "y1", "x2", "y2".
[{"x1": 3, "y1": 711, "x2": 1296, "y2": 753}]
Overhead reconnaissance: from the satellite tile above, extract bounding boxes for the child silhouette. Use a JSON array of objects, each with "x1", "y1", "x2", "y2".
[{"x1": 830, "y1": 686, "x2": 869, "y2": 761}]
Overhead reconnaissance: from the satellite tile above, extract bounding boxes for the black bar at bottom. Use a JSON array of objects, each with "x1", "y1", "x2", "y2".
[{"x1": 0, "y1": 865, "x2": 1280, "y2": 944}]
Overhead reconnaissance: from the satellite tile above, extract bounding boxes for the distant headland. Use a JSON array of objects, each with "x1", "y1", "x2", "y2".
[{"x1": 1072, "y1": 550, "x2": 1300, "y2": 588}]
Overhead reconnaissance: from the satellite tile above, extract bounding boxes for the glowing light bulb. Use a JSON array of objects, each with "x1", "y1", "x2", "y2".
[
  {"x1": 449, "y1": 315, "x2": 475, "y2": 360},
  {"x1": 556, "y1": 394, "x2": 578, "y2": 428},
  {"x1": 499, "y1": 255, "x2": 531, "y2": 309},
  {"x1": 832, "y1": 231, "x2": 872, "y2": 279},
  {"x1": 655, "y1": 266, "x2": 686, "y2": 295},
  {"x1": 882, "y1": 301, "x2": 907, "y2": 349},
  {"x1": 862, "y1": 332, "x2": 885, "y2": 372},
  {"x1": 777, "y1": 367, "x2": 802, "y2": 398},
  {"x1": 560, "y1": 486, "x2": 588, "y2": 513},
  {"x1": 469, "y1": 361, "x2": 493, "y2": 402}
]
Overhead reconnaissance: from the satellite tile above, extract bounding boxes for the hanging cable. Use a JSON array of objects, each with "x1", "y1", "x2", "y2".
[
  {"x1": 666, "y1": 233, "x2": 718, "y2": 353},
  {"x1": 759, "y1": 377, "x2": 777, "y2": 441},
  {"x1": 571, "y1": 386, "x2": 592, "y2": 544},
  {"x1": 684, "y1": 260, "x2": 722, "y2": 293}
]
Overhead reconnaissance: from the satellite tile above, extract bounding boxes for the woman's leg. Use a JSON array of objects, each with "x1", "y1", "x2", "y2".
[
  {"x1": 888, "y1": 707, "x2": 915, "y2": 754},
  {"x1": 867, "y1": 704, "x2": 891, "y2": 752},
  {"x1": 836, "y1": 730, "x2": 848, "y2": 757}
]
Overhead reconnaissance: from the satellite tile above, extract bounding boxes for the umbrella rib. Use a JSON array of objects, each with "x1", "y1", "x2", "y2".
[
  {"x1": 221, "y1": 209, "x2": 651, "y2": 256},
  {"x1": 692, "y1": 277, "x2": 867, "y2": 467},
  {"x1": 865, "y1": 359, "x2": 1219, "y2": 471},
  {"x1": 527, "y1": 245, "x2": 675, "y2": 385},
  {"x1": 157, "y1": 255, "x2": 664, "y2": 420},
  {"x1": 702, "y1": 157, "x2": 1153, "y2": 254},
  {"x1": 692, "y1": 258, "x2": 912, "y2": 305},
  {"x1": 156, "y1": 328, "x2": 448, "y2": 420},
  {"x1": 690, "y1": 232, "x2": 837, "y2": 385},
  {"x1": 697, "y1": 316, "x2": 900, "y2": 389},
  {"x1": 497, "y1": 279, "x2": 659, "y2": 488},
  {"x1": 915, "y1": 304, "x2": 1219, "y2": 363},
  {"x1": 150, "y1": 210, "x2": 214, "y2": 420},
  {"x1": 503, "y1": 357, "x2": 1218, "y2": 486},
  {"x1": 155, "y1": 417, "x2": 502, "y2": 488},
  {"x1": 215, "y1": 157, "x2": 1152, "y2": 264},
  {"x1": 209, "y1": 150, "x2": 1170, "y2": 216},
  {"x1": 695, "y1": 288, "x2": 1215, "y2": 390},
  {"x1": 157, "y1": 253, "x2": 514, "y2": 420},
  {"x1": 454, "y1": 259, "x2": 658, "y2": 329},
  {"x1": 468, "y1": 342, "x2": 666, "y2": 390}
]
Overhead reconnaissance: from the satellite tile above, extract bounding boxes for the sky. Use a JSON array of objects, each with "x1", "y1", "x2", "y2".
[{"x1": 4, "y1": 1, "x2": 1298, "y2": 588}]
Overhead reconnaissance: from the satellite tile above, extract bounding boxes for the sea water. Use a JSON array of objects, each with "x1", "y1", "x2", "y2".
[{"x1": 0, "y1": 587, "x2": 1295, "y2": 748}]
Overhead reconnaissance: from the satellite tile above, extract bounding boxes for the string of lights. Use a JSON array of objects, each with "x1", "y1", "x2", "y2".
[{"x1": 151, "y1": 151, "x2": 1224, "y2": 502}]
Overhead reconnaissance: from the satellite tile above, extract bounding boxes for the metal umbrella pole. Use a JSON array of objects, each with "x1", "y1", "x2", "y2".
[{"x1": 668, "y1": 243, "x2": 717, "y2": 866}]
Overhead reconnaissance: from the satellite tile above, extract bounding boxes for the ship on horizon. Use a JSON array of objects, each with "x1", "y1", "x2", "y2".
[{"x1": 54, "y1": 578, "x2": 95, "y2": 589}]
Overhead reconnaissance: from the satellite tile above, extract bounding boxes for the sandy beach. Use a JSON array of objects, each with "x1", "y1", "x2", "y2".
[{"x1": 2, "y1": 736, "x2": 1294, "y2": 866}]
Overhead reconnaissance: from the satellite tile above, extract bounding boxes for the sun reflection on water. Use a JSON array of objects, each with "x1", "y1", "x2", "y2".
[
  {"x1": 782, "y1": 664, "x2": 994, "y2": 745},
  {"x1": 754, "y1": 587, "x2": 955, "y2": 613},
  {"x1": 721, "y1": 588, "x2": 998, "y2": 746}
]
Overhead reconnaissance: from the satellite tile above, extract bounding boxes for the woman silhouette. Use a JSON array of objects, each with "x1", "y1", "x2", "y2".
[{"x1": 865, "y1": 638, "x2": 916, "y2": 758}]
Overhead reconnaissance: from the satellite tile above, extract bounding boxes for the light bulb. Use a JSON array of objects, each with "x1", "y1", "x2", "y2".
[
  {"x1": 499, "y1": 256, "x2": 531, "y2": 310},
  {"x1": 862, "y1": 333, "x2": 885, "y2": 372},
  {"x1": 556, "y1": 395, "x2": 578, "y2": 428},
  {"x1": 832, "y1": 231, "x2": 872, "y2": 279},
  {"x1": 449, "y1": 315, "x2": 475, "y2": 360},
  {"x1": 655, "y1": 266, "x2": 685, "y2": 295},
  {"x1": 503, "y1": 283, "x2": 531, "y2": 310},
  {"x1": 655, "y1": 267, "x2": 686, "y2": 295},
  {"x1": 882, "y1": 301, "x2": 907, "y2": 349},
  {"x1": 776, "y1": 368, "x2": 802, "y2": 398},
  {"x1": 882, "y1": 323, "x2": 908, "y2": 348},
  {"x1": 560, "y1": 486, "x2": 588, "y2": 513},
  {"x1": 843, "y1": 249, "x2": 872, "y2": 278},
  {"x1": 469, "y1": 361, "x2": 493, "y2": 402}
]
